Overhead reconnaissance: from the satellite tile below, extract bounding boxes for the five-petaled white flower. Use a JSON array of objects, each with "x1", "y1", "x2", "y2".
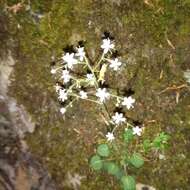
[
  {"x1": 95, "y1": 88, "x2": 110, "y2": 103},
  {"x1": 61, "y1": 70, "x2": 71, "y2": 83},
  {"x1": 62, "y1": 53, "x2": 78, "y2": 69},
  {"x1": 122, "y1": 96, "x2": 135, "y2": 109},
  {"x1": 79, "y1": 90, "x2": 88, "y2": 99},
  {"x1": 58, "y1": 89, "x2": 68, "y2": 102},
  {"x1": 76, "y1": 47, "x2": 85, "y2": 61},
  {"x1": 132, "y1": 126, "x2": 142, "y2": 136},
  {"x1": 106, "y1": 132, "x2": 115, "y2": 142},
  {"x1": 109, "y1": 58, "x2": 122, "y2": 71},
  {"x1": 112, "y1": 112, "x2": 126, "y2": 125},
  {"x1": 51, "y1": 68, "x2": 57, "y2": 74},
  {"x1": 60, "y1": 107, "x2": 66, "y2": 114},
  {"x1": 101, "y1": 38, "x2": 115, "y2": 54}
]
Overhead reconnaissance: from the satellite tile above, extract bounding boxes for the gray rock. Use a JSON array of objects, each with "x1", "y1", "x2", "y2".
[{"x1": 0, "y1": 51, "x2": 57, "y2": 190}]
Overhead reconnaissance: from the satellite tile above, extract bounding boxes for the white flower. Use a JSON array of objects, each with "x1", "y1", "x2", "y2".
[
  {"x1": 95, "y1": 88, "x2": 110, "y2": 103},
  {"x1": 79, "y1": 90, "x2": 88, "y2": 99},
  {"x1": 86, "y1": 73, "x2": 95, "y2": 85},
  {"x1": 76, "y1": 47, "x2": 85, "y2": 61},
  {"x1": 62, "y1": 53, "x2": 78, "y2": 69},
  {"x1": 112, "y1": 112, "x2": 126, "y2": 125},
  {"x1": 109, "y1": 58, "x2": 122, "y2": 71},
  {"x1": 122, "y1": 96, "x2": 135, "y2": 109},
  {"x1": 60, "y1": 107, "x2": 66, "y2": 114},
  {"x1": 132, "y1": 126, "x2": 142, "y2": 136},
  {"x1": 58, "y1": 89, "x2": 68, "y2": 102},
  {"x1": 86, "y1": 73, "x2": 94, "y2": 80},
  {"x1": 101, "y1": 38, "x2": 115, "y2": 54},
  {"x1": 61, "y1": 70, "x2": 71, "y2": 83},
  {"x1": 51, "y1": 68, "x2": 57, "y2": 74},
  {"x1": 106, "y1": 132, "x2": 115, "y2": 142}
]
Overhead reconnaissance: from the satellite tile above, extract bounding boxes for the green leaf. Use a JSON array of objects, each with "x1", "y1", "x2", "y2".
[
  {"x1": 123, "y1": 129, "x2": 134, "y2": 143},
  {"x1": 90, "y1": 155, "x2": 103, "y2": 170},
  {"x1": 97, "y1": 144, "x2": 110, "y2": 157},
  {"x1": 121, "y1": 175, "x2": 136, "y2": 190},
  {"x1": 129, "y1": 153, "x2": 144, "y2": 168},
  {"x1": 153, "y1": 132, "x2": 170, "y2": 150},
  {"x1": 143, "y1": 139, "x2": 152, "y2": 152},
  {"x1": 104, "y1": 162, "x2": 120, "y2": 176}
]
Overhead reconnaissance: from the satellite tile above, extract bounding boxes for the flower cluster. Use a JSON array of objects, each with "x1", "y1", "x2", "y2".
[{"x1": 51, "y1": 36, "x2": 143, "y2": 143}]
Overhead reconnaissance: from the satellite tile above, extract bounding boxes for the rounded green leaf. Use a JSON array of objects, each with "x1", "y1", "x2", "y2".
[
  {"x1": 90, "y1": 155, "x2": 103, "y2": 170},
  {"x1": 129, "y1": 153, "x2": 144, "y2": 168},
  {"x1": 104, "y1": 162, "x2": 120, "y2": 175},
  {"x1": 124, "y1": 129, "x2": 134, "y2": 143},
  {"x1": 97, "y1": 144, "x2": 110, "y2": 157},
  {"x1": 121, "y1": 175, "x2": 136, "y2": 190}
]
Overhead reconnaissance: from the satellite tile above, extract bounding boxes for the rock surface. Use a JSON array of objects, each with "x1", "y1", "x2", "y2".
[
  {"x1": 1, "y1": 1, "x2": 190, "y2": 190},
  {"x1": 0, "y1": 53, "x2": 56, "y2": 190}
]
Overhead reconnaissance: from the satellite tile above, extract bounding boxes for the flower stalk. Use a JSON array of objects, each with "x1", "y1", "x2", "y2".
[{"x1": 51, "y1": 37, "x2": 138, "y2": 143}]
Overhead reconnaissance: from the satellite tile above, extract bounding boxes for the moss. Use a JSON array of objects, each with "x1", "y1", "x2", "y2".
[{"x1": 7, "y1": 0, "x2": 190, "y2": 189}]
